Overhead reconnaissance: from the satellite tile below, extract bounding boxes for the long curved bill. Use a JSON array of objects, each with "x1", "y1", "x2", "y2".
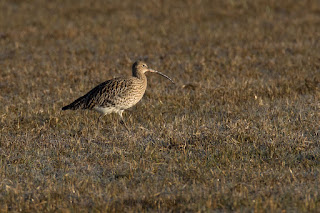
[{"x1": 148, "y1": 69, "x2": 175, "y2": 84}]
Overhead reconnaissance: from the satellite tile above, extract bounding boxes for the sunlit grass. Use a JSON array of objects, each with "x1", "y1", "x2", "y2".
[{"x1": 0, "y1": 0, "x2": 319, "y2": 212}]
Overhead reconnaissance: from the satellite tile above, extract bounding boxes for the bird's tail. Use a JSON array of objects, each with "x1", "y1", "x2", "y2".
[
  {"x1": 62, "y1": 96, "x2": 86, "y2": 110},
  {"x1": 62, "y1": 104, "x2": 73, "y2": 110}
]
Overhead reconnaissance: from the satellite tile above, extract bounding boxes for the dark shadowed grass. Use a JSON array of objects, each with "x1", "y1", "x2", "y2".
[{"x1": 0, "y1": 0, "x2": 320, "y2": 212}]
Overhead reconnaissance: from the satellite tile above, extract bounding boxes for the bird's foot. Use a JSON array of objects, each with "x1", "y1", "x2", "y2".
[{"x1": 120, "y1": 119, "x2": 129, "y2": 131}]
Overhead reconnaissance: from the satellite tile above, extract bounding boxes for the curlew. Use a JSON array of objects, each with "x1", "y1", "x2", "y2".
[{"x1": 62, "y1": 61, "x2": 174, "y2": 128}]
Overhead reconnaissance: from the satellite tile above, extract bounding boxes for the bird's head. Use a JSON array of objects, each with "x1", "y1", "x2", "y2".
[{"x1": 132, "y1": 60, "x2": 174, "y2": 84}]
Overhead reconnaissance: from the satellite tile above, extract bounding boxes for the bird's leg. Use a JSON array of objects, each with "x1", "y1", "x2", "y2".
[
  {"x1": 96, "y1": 114, "x2": 101, "y2": 127},
  {"x1": 119, "y1": 110, "x2": 129, "y2": 131},
  {"x1": 97, "y1": 114, "x2": 103, "y2": 124},
  {"x1": 96, "y1": 114, "x2": 105, "y2": 130}
]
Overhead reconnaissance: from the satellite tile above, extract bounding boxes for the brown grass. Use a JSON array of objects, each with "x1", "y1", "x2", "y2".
[{"x1": 0, "y1": 0, "x2": 320, "y2": 212}]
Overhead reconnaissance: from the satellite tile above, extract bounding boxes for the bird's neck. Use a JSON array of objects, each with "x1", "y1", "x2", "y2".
[{"x1": 133, "y1": 70, "x2": 147, "y2": 82}]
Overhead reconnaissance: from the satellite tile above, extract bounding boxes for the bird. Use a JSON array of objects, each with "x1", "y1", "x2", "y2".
[{"x1": 62, "y1": 60, "x2": 174, "y2": 129}]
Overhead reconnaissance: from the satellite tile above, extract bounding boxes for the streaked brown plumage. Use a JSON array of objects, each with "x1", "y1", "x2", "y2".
[{"x1": 62, "y1": 61, "x2": 174, "y2": 126}]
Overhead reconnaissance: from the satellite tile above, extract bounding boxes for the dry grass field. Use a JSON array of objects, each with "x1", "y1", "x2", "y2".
[{"x1": 0, "y1": 0, "x2": 320, "y2": 212}]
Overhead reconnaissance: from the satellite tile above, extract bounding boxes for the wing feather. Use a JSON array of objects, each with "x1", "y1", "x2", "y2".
[{"x1": 62, "y1": 78, "x2": 133, "y2": 110}]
